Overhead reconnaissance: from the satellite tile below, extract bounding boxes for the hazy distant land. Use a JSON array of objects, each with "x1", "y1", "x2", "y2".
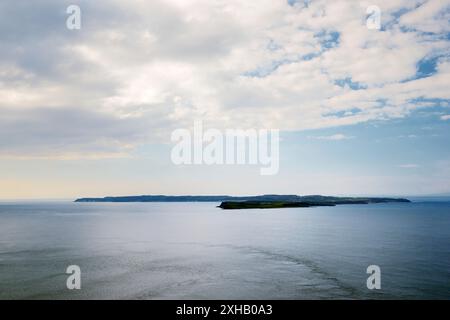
[{"x1": 75, "y1": 194, "x2": 410, "y2": 209}]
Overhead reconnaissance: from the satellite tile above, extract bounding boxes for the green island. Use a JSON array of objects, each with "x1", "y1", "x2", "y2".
[
  {"x1": 218, "y1": 201, "x2": 334, "y2": 209},
  {"x1": 218, "y1": 195, "x2": 410, "y2": 209}
]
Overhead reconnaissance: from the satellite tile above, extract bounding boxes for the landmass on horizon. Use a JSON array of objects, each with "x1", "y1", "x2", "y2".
[{"x1": 74, "y1": 194, "x2": 411, "y2": 209}]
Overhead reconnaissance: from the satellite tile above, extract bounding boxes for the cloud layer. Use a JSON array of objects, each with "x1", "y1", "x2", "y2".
[{"x1": 1, "y1": 0, "x2": 449, "y2": 158}]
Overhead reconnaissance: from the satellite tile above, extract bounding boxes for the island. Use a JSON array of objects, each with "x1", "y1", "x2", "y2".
[
  {"x1": 218, "y1": 201, "x2": 335, "y2": 209},
  {"x1": 74, "y1": 194, "x2": 410, "y2": 209}
]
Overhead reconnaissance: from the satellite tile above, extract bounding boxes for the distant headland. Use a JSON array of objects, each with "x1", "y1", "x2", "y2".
[{"x1": 74, "y1": 194, "x2": 410, "y2": 209}]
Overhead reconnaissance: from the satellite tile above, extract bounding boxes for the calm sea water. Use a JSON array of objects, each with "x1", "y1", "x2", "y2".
[{"x1": 0, "y1": 201, "x2": 449, "y2": 299}]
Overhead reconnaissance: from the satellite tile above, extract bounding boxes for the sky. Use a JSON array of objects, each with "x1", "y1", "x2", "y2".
[{"x1": 0, "y1": 0, "x2": 450, "y2": 199}]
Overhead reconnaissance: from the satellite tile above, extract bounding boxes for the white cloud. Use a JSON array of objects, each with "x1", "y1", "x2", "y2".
[
  {"x1": 0, "y1": 0, "x2": 449, "y2": 158},
  {"x1": 308, "y1": 133, "x2": 354, "y2": 140},
  {"x1": 399, "y1": 0, "x2": 450, "y2": 33},
  {"x1": 398, "y1": 164, "x2": 420, "y2": 168},
  {"x1": 398, "y1": 134, "x2": 419, "y2": 138},
  {"x1": 441, "y1": 115, "x2": 450, "y2": 120}
]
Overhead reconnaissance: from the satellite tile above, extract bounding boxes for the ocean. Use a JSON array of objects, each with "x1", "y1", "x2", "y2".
[{"x1": 0, "y1": 201, "x2": 449, "y2": 299}]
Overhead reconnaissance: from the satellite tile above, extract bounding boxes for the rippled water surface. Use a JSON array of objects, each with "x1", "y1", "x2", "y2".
[{"x1": 0, "y1": 201, "x2": 449, "y2": 299}]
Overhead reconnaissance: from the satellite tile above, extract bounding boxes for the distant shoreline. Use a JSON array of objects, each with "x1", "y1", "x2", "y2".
[{"x1": 75, "y1": 194, "x2": 411, "y2": 208}]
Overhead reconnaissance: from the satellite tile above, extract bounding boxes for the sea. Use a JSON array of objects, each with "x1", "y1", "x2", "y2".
[{"x1": 0, "y1": 200, "x2": 449, "y2": 299}]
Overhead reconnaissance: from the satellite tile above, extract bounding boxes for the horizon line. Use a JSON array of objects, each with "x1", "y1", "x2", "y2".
[{"x1": 2, "y1": 193, "x2": 450, "y2": 202}]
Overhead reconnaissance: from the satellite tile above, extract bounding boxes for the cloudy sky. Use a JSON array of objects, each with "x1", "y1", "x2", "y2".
[{"x1": 1, "y1": 0, "x2": 450, "y2": 199}]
